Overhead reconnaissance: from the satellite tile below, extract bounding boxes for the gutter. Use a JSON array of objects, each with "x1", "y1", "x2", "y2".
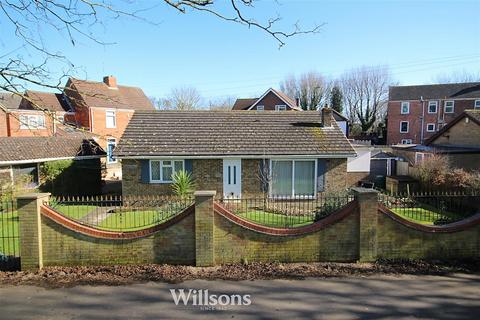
[
  {"x1": 0, "y1": 155, "x2": 105, "y2": 166},
  {"x1": 115, "y1": 154, "x2": 357, "y2": 160}
]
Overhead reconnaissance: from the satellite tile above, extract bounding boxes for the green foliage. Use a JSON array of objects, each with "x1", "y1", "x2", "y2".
[
  {"x1": 0, "y1": 174, "x2": 34, "y2": 203},
  {"x1": 41, "y1": 160, "x2": 73, "y2": 184},
  {"x1": 172, "y1": 170, "x2": 195, "y2": 199},
  {"x1": 330, "y1": 85, "x2": 343, "y2": 113}
]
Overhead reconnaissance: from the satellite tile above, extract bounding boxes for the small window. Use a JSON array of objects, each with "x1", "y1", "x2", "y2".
[
  {"x1": 19, "y1": 114, "x2": 46, "y2": 129},
  {"x1": 428, "y1": 101, "x2": 438, "y2": 113},
  {"x1": 275, "y1": 105, "x2": 287, "y2": 111},
  {"x1": 426, "y1": 123, "x2": 435, "y2": 132},
  {"x1": 400, "y1": 102, "x2": 410, "y2": 114},
  {"x1": 256, "y1": 105, "x2": 264, "y2": 111},
  {"x1": 107, "y1": 138, "x2": 117, "y2": 163},
  {"x1": 56, "y1": 115, "x2": 65, "y2": 123},
  {"x1": 150, "y1": 160, "x2": 184, "y2": 183},
  {"x1": 106, "y1": 110, "x2": 116, "y2": 128},
  {"x1": 400, "y1": 121, "x2": 409, "y2": 133},
  {"x1": 415, "y1": 152, "x2": 433, "y2": 164},
  {"x1": 444, "y1": 101, "x2": 454, "y2": 113},
  {"x1": 475, "y1": 100, "x2": 480, "y2": 110},
  {"x1": 401, "y1": 139, "x2": 413, "y2": 144}
]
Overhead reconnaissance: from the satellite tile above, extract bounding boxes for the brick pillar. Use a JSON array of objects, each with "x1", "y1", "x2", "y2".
[
  {"x1": 194, "y1": 190, "x2": 216, "y2": 267},
  {"x1": 352, "y1": 188, "x2": 379, "y2": 262},
  {"x1": 17, "y1": 193, "x2": 50, "y2": 271}
]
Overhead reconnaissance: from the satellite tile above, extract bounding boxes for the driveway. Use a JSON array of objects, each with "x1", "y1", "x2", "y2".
[{"x1": 0, "y1": 274, "x2": 479, "y2": 320}]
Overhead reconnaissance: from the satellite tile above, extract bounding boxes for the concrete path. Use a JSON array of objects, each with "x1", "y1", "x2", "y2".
[
  {"x1": 80, "y1": 207, "x2": 114, "y2": 225},
  {"x1": 0, "y1": 274, "x2": 479, "y2": 320}
]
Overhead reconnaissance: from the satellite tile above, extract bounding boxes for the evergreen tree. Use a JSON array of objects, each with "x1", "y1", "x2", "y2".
[{"x1": 330, "y1": 86, "x2": 343, "y2": 113}]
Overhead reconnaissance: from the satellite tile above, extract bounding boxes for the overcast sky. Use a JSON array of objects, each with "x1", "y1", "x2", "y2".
[{"x1": 2, "y1": 0, "x2": 479, "y2": 100}]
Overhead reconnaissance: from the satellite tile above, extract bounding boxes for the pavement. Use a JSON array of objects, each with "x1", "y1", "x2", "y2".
[{"x1": 0, "y1": 274, "x2": 479, "y2": 320}]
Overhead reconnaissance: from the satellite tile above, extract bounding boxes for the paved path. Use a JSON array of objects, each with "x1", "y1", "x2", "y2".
[
  {"x1": 1, "y1": 274, "x2": 479, "y2": 320},
  {"x1": 80, "y1": 207, "x2": 114, "y2": 225}
]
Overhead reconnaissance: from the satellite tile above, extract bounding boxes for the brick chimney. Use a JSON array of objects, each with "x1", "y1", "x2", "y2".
[
  {"x1": 321, "y1": 104, "x2": 333, "y2": 127},
  {"x1": 103, "y1": 75, "x2": 117, "y2": 89}
]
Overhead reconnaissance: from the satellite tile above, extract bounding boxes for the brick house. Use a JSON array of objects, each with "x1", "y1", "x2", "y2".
[
  {"x1": 232, "y1": 88, "x2": 302, "y2": 111},
  {"x1": 392, "y1": 110, "x2": 480, "y2": 171},
  {"x1": 387, "y1": 82, "x2": 480, "y2": 145},
  {"x1": 115, "y1": 108, "x2": 356, "y2": 198}
]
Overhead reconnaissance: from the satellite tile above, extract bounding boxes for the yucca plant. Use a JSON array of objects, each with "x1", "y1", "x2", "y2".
[{"x1": 171, "y1": 170, "x2": 195, "y2": 199}]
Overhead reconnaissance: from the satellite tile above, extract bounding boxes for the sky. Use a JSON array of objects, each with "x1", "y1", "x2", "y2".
[{"x1": 2, "y1": 0, "x2": 480, "y2": 101}]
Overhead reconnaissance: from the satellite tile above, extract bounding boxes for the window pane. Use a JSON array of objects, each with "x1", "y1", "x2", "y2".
[
  {"x1": 162, "y1": 166, "x2": 173, "y2": 181},
  {"x1": 174, "y1": 160, "x2": 183, "y2": 172},
  {"x1": 163, "y1": 160, "x2": 172, "y2": 166},
  {"x1": 151, "y1": 161, "x2": 161, "y2": 180},
  {"x1": 294, "y1": 161, "x2": 315, "y2": 196},
  {"x1": 271, "y1": 161, "x2": 292, "y2": 197}
]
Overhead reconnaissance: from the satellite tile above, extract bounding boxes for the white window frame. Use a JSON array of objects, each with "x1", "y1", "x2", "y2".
[
  {"x1": 400, "y1": 102, "x2": 410, "y2": 114},
  {"x1": 149, "y1": 160, "x2": 185, "y2": 183},
  {"x1": 426, "y1": 123, "x2": 436, "y2": 132},
  {"x1": 474, "y1": 100, "x2": 480, "y2": 110},
  {"x1": 444, "y1": 101, "x2": 454, "y2": 113},
  {"x1": 275, "y1": 104, "x2": 287, "y2": 111},
  {"x1": 400, "y1": 121, "x2": 409, "y2": 133},
  {"x1": 428, "y1": 101, "x2": 438, "y2": 114},
  {"x1": 19, "y1": 114, "x2": 46, "y2": 130},
  {"x1": 269, "y1": 159, "x2": 317, "y2": 199},
  {"x1": 105, "y1": 109, "x2": 116, "y2": 128},
  {"x1": 256, "y1": 105, "x2": 264, "y2": 111},
  {"x1": 415, "y1": 152, "x2": 433, "y2": 164},
  {"x1": 106, "y1": 138, "x2": 117, "y2": 164},
  {"x1": 401, "y1": 139, "x2": 413, "y2": 144}
]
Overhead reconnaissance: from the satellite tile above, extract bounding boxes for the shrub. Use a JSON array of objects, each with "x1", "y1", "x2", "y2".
[{"x1": 413, "y1": 154, "x2": 450, "y2": 188}]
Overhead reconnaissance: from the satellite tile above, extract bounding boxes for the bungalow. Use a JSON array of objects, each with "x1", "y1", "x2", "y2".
[{"x1": 114, "y1": 108, "x2": 356, "y2": 198}]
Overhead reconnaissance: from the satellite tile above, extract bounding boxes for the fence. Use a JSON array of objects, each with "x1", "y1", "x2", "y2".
[
  {"x1": 218, "y1": 194, "x2": 355, "y2": 228},
  {"x1": 379, "y1": 191, "x2": 480, "y2": 225},
  {"x1": 48, "y1": 195, "x2": 194, "y2": 231},
  {"x1": 0, "y1": 200, "x2": 20, "y2": 270}
]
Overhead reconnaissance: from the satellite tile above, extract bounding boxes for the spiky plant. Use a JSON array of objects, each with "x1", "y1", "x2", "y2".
[{"x1": 171, "y1": 170, "x2": 195, "y2": 199}]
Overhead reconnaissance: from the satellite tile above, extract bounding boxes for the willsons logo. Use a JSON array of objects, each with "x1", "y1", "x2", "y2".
[{"x1": 170, "y1": 289, "x2": 251, "y2": 310}]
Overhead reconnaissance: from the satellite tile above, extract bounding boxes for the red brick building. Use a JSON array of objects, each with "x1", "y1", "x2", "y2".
[
  {"x1": 387, "y1": 82, "x2": 480, "y2": 145},
  {"x1": 232, "y1": 88, "x2": 302, "y2": 111}
]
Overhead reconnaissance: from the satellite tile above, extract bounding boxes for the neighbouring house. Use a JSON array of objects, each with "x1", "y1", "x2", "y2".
[
  {"x1": 387, "y1": 82, "x2": 480, "y2": 145},
  {"x1": 62, "y1": 76, "x2": 155, "y2": 179},
  {"x1": 0, "y1": 136, "x2": 105, "y2": 196},
  {"x1": 332, "y1": 109, "x2": 349, "y2": 136},
  {"x1": 346, "y1": 144, "x2": 372, "y2": 187},
  {"x1": 232, "y1": 88, "x2": 302, "y2": 111},
  {"x1": 391, "y1": 110, "x2": 480, "y2": 171},
  {"x1": 115, "y1": 108, "x2": 356, "y2": 198}
]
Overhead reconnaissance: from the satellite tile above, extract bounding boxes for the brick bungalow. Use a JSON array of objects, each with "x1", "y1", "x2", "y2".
[{"x1": 115, "y1": 108, "x2": 356, "y2": 198}]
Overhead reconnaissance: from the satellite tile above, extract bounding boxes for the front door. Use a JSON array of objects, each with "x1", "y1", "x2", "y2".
[{"x1": 223, "y1": 159, "x2": 242, "y2": 198}]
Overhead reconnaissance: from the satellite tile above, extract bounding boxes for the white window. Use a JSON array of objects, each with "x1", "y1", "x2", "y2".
[
  {"x1": 426, "y1": 123, "x2": 436, "y2": 132},
  {"x1": 107, "y1": 138, "x2": 117, "y2": 164},
  {"x1": 428, "y1": 101, "x2": 438, "y2": 113},
  {"x1": 400, "y1": 102, "x2": 410, "y2": 114},
  {"x1": 105, "y1": 110, "x2": 116, "y2": 128},
  {"x1": 475, "y1": 100, "x2": 480, "y2": 110},
  {"x1": 256, "y1": 105, "x2": 264, "y2": 111},
  {"x1": 150, "y1": 160, "x2": 184, "y2": 183},
  {"x1": 275, "y1": 105, "x2": 287, "y2": 111},
  {"x1": 19, "y1": 114, "x2": 46, "y2": 129},
  {"x1": 415, "y1": 152, "x2": 433, "y2": 164},
  {"x1": 400, "y1": 121, "x2": 409, "y2": 133},
  {"x1": 401, "y1": 139, "x2": 413, "y2": 144},
  {"x1": 270, "y1": 159, "x2": 316, "y2": 198},
  {"x1": 444, "y1": 101, "x2": 454, "y2": 113}
]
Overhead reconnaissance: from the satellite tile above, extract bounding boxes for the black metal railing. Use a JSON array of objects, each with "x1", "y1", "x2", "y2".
[
  {"x1": 0, "y1": 200, "x2": 20, "y2": 270},
  {"x1": 379, "y1": 192, "x2": 480, "y2": 225},
  {"x1": 218, "y1": 194, "x2": 355, "y2": 228},
  {"x1": 48, "y1": 195, "x2": 194, "y2": 231}
]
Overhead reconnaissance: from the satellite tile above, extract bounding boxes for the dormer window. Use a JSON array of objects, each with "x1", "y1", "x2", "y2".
[
  {"x1": 275, "y1": 105, "x2": 287, "y2": 111},
  {"x1": 256, "y1": 105, "x2": 264, "y2": 111}
]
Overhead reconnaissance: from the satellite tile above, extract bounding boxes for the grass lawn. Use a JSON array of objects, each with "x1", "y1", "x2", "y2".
[
  {"x1": 237, "y1": 210, "x2": 314, "y2": 228},
  {"x1": 98, "y1": 210, "x2": 177, "y2": 231},
  {"x1": 0, "y1": 211, "x2": 19, "y2": 256},
  {"x1": 390, "y1": 207, "x2": 462, "y2": 225}
]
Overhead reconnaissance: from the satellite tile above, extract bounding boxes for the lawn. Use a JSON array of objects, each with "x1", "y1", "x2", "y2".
[
  {"x1": 390, "y1": 207, "x2": 462, "y2": 225},
  {"x1": 0, "y1": 210, "x2": 19, "y2": 257},
  {"x1": 237, "y1": 210, "x2": 314, "y2": 228},
  {"x1": 98, "y1": 209, "x2": 177, "y2": 231},
  {"x1": 53, "y1": 204, "x2": 98, "y2": 220}
]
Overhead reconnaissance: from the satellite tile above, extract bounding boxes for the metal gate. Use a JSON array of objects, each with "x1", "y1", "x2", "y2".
[{"x1": 0, "y1": 200, "x2": 20, "y2": 271}]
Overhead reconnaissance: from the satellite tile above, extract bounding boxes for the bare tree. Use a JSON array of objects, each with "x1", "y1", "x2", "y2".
[
  {"x1": 208, "y1": 96, "x2": 236, "y2": 110},
  {"x1": 433, "y1": 70, "x2": 480, "y2": 83},
  {"x1": 340, "y1": 66, "x2": 391, "y2": 133},
  {"x1": 165, "y1": 86, "x2": 203, "y2": 110},
  {"x1": 280, "y1": 71, "x2": 331, "y2": 110}
]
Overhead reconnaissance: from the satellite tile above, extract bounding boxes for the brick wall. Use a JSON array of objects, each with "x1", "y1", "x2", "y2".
[
  {"x1": 346, "y1": 172, "x2": 370, "y2": 187},
  {"x1": 430, "y1": 116, "x2": 480, "y2": 146},
  {"x1": 6, "y1": 110, "x2": 54, "y2": 137},
  {"x1": 325, "y1": 159, "x2": 348, "y2": 193},
  {"x1": 0, "y1": 109, "x2": 8, "y2": 137},
  {"x1": 251, "y1": 91, "x2": 296, "y2": 111},
  {"x1": 387, "y1": 99, "x2": 479, "y2": 145},
  {"x1": 241, "y1": 159, "x2": 263, "y2": 197}
]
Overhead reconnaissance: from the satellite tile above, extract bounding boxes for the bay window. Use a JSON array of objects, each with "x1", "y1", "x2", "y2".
[
  {"x1": 150, "y1": 160, "x2": 184, "y2": 183},
  {"x1": 270, "y1": 159, "x2": 316, "y2": 197}
]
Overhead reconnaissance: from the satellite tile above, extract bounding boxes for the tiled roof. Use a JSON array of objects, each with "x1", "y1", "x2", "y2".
[
  {"x1": 425, "y1": 109, "x2": 480, "y2": 145},
  {"x1": 389, "y1": 82, "x2": 480, "y2": 101},
  {"x1": 0, "y1": 92, "x2": 22, "y2": 110},
  {"x1": 66, "y1": 77, "x2": 155, "y2": 111},
  {"x1": 115, "y1": 111, "x2": 355, "y2": 158},
  {"x1": 0, "y1": 137, "x2": 105, "y2": 164},
  {"x1": 22, "y1": 90, "x2": 71, "y2": 112},
  {"x1": 232, "y1": 98, "x2": 258, "y2": 110}
]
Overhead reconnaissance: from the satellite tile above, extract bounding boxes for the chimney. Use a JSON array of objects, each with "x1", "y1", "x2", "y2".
[
  {"x1": 321, "y1": 104, "x2": 333, "y2": 127},
  {"x1": 295, "y1": 97, "x2": 300, "y2": 107},
  {"x1": 103, "y1": 75, "x2": 117, "y2": 89}
]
